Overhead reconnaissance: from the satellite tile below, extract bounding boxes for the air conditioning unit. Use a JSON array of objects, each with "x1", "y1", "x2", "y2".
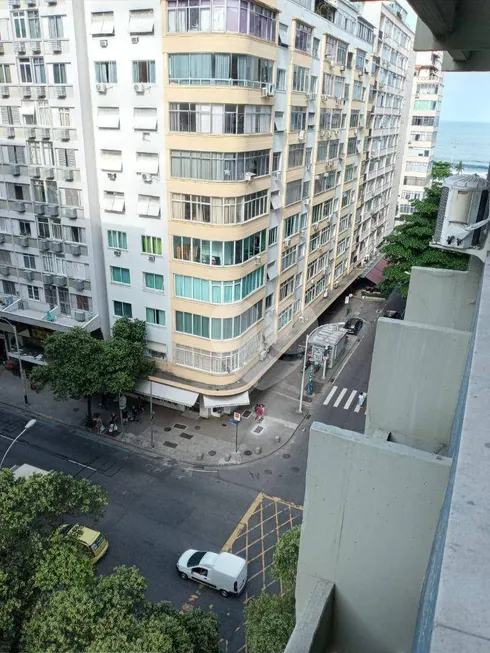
[
  {"x1": 40, "y1": 128, "x2": 50, "y2": 140},
  {"x1": 51, "y1": 39, "x2": 62, "y2": 53},
  {"x1": 31, "y1": 41, "x2": 41, "y2": 54},
  {"x1": 259, "y1": 350, "x2": 268, "y2": 361},
  {"x1": 321, "y1": 94, "x2": 328, "y2": 101},
  {"x1": 56, "y1": 86, "x2": 66, "y2": 98},
  {"x1": 307, "y1": 92, "x2": 317, "y2": 101},
  {"x1": 261, "y1": 83, "x2": 275, "y2": 98},
  {"x1": 1, "y1": 86, "x2": 9, "y2": 98},
  {"x1": 15, "y1": 201, "x2": 26, "y2": 212},
  {"x1": 254, "y1": 255, "x2": 261, "y2": 265},
  {"x1": 283, "y1": 237, "x2": 291, "y2": 247},
  {"x1": 133, "y1": 83, "x2": 145, "y2": 93},
  {"x1": 60, "y1": 129, "x2": 70, "y2": 141},
  {"x1": 24, "y1": 270, "x2": 34, "y2": 281},
  {"x1": 0, "y1": 265, "x2": 10, "y2": 276},
  {"x1": 53, "y1": 275, "x2": 67, "y2": 287},
  {"x1": 26, "y1": 128, "x2": 36, "y2": 140},
  {"x1": 22, "y1": 86, "x2": 31, "y2": 98},
  {"x1": 5, "y1": 126, "x2": 14, "y2": 139},
  {"x1": 141, "y1": 173, "x2": 153, "y2": 183},
  {"x1": 96, "y1": 83, "x2": 107, "y2": 94},
  {"x1": 50, "y1": 240, "x2": 63, "y2": 253},
  {"x1": 100, "y1": 39, "x2": 108, "y2": 48},
  {"x1": 44, "y1": 167, "x2": 55, "y2": 179},
  {"x1": 74, "y1": 279, "x2": 85, "y2": 291},
  {"x1": 35, "y1": 85, "x2": 46, "y2": 98},
  {"x1": 313, "y1": 223, "x2": 319, "y2": 231},
  {"x1": 298, "y1": 130, "x2": 305, "y2": 141},
  {"x1": 47, "y1": 0, "x2": 58, "y2": 5},
  {"x1": 304, "y1": 198, "x2": 310, "y2": 206},
  {"x1": 107, "y1": 172, "x2": 117, "y2": 181},
  {"x1": 39, "y1": 239, "x2": 49, "y2": 251},
  {"x1": 244, "y1": 171, "x2": 256, "y2": 182},
  {"x1": 43, "y1": 273, "x2": 53, "y2": 284},
  {"x1": 320, "y1": 129, "x2": 326, "y2": 137},
  {"x1": 113, "y1": 249, "x2": 121, "y2": 257},
  {"x1": 45, "y1": 204, "x2": 58, "y2": 216},
  {"x1": 71, "y1": 244, "x2": 81, "y2": 256},
  {"x1": 10, "y1": 164, "x2": 20, "y2": 176},
  {"x1": 148, "y1": 255, "x2": 155, "y2": 262},
  {"x1": 305, "y1": 163, "x2": 312, "y2": 171},
  {"x1": 132, "y1": 36, "x2": 139, "y2": 44},
  {"x1": 65, "y1": 207, "x2": 77, "y2": 219},
  {"x1": 14, "y1": 42, "x2": 26, "y2": 54},
  {"x1": 74, "y1": 310, "x2": 86, "y2": 322},
  {"x1": 334, "y1": 281, "x2": 339, "y2": 289},
  {"x1": 30, "y1": 166, "x2": 41, "y2": 177},
  {"x1": 64, "y1": 169, "x2": 74, "y2": 181},
  {"x1": 19, "y1": 235, "x2": 29, "y2": 247}
]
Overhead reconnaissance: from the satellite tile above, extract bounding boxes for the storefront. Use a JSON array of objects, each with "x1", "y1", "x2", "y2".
[
  {"x1": 200, "y1": 391, "x2": 250, "y2": 419},
  {"x1": 135, "y1": 380, "x2": 199, "y2": 413}
]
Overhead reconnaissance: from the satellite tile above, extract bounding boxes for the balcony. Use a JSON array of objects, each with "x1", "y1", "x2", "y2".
[{"x1": 0, "y1": 297, "x2": 100, "y2": 333}]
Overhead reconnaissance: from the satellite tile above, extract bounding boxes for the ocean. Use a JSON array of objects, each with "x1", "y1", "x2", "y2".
[{"x1": 434, "y1": 121, "x2": 490, "y2": 176}]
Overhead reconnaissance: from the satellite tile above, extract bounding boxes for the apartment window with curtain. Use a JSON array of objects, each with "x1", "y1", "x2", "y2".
[
  {"x1": 349, "y1": 110, "x2": 360, "y2": 128},
  {"x1": 107, "y1": 230, "x2": 127, "y2": 249},
  {"x1": 19, "y1": 57, "x2": 45, "y2": 84},
  {"x1": 144, "y1": 272, "x2": 164, "y2": 291},
  {"x1": 173, "y1": 230, "x2": 266, "y2": 266},
  {"x1": 285, "y1": 180, "x2": 302, "y2": 206},
  {"x1": 146, "y1": 308, "x2": 165, "y2": 326},
  {"x1": 114, "y1": 301, "x2": 132, "y2": 318},
  {"x1": 353, "y1": 80, "x2": 362, "y2": 100},
  {"x1": 288, "y1": 143, "x2": 304, "y2": 169},
  {"x1": 279, "y1": 276, "x2": 295, "y2": 301},
  {"x1": 295, "y1": 22, "x2": 312, "y2": 53},
  {"x1": 141, "y1": 236, "x2": 163, "y2": 255},
  {"x1": 2, "y1": 145, "x2": 26, "y2": 164},
  {"x1": 170, "y1": 150, "x2": 270, "y2": 181},
  {"x1": 175, "y1": 267, "x2": 264, "y2": 304},
  {"x1": 314, "y1": 171, "x2": 335, "y2": 195},
  {"x1": 168, "y1": 53, "x2": 273, "y2": 88},
  {"x1": 110, "y1": 266, "x2": 131, "y2": 285},
  {"x1": 290, "y1": 107, "x2": 306, "y2": 132},
  {"x1": 13, "y1": 10, "x2": 40, "y2": 39},
  {"x1": 347, "y1": 137, "x2": 357, "y2": 155},
  {"x1": 132, "y1": 61, "x2": 156, "y2": 84},
  {"x1": 292, "y1": 65, "x2": 309, "y2": 92},
  {"x1": 284, "y1": 213, "x2": 300, "y2": 238},
  {"x1": 268, "y1": 227, "x2": 278, "y2": 246},
  {"x1": 95, "y1": 61, "x2": 117, "y2": 84},
  {"x1": 281, "y1": 245, "x2": 297, "y2": 272},
  {"x1": 276, "y1": 69, "x2": 286, "y2": 91},
  {"x1": 48, "y1": 15, "x2": 64, "y2": 38},
  {"x1": 355, "y1": 50, "x2": 366, "y2": 71},
  {"x1": 169, "y1": 103, "x2": 270, "y2": 135},
  {"x1": 52, "y1": 63, "x2": 67, "y2": 84},
  {"x1": 167, "y1": 0, "x2": 275, "y2": 41},
  {"x1": 176, "y1": 300, "x2": 263, "y2": 340},
  {"x1": 0, "y1": 64, "x2": 11, "y2": 84},
  {"x1": 278, "y1": 305, "x2": 293, "y2": 330},
  {"x1": 171, "y1": 190, "x2": 268, "y2": 224}
]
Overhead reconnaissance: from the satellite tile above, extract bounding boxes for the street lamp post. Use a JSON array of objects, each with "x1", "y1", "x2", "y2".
[
  {"x1": 0, "y1": 317, "x2": 28, "y2": 405},
  {"x1": 0, "y1": 418, "x2": 36, "y2": 470},
  {"x1": 298, "y1": 331, "x2": 313, "y2": 414}
]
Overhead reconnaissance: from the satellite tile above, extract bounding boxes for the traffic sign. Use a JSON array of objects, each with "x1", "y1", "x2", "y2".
[{"x1": 234, "y1": 412, "x2": 241, "y2": 422}]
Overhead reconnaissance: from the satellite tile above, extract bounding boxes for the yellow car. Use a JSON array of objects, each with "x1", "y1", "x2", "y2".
[{"x1": 59, "y1": 524, "x2": 109, "y2": 563}]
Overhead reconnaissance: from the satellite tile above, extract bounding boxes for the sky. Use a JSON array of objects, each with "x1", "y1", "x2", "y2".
[{"x1": 440, "y1": 73, "x2": 490, "y2": 123}]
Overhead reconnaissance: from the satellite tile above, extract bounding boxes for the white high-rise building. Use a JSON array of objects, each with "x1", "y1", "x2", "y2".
[{"x1": 0, "y1": 0, "x2": 414, "y2": 412}]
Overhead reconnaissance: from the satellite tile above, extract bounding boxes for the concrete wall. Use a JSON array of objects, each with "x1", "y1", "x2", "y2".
[
  {"x1": 285, "y1": 578, "x2": 335, "y2": 653},
  {"x1": 296, "y1": 423, "x2": 451, "y2": 653},
  {"x1": 365, "y1": 318, "x2": 470, "y2": 445},
  {"x1": 405, "y1": 259, "x2": 482, "y2": 332}
]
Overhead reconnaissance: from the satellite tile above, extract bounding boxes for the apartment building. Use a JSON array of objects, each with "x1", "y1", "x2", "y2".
[
  {"x1": 0, "y1": 0, "x2": 414, "y2": 412},
  {"x1": 397, "y1": 49, "x2": 444, "y2": 222}
]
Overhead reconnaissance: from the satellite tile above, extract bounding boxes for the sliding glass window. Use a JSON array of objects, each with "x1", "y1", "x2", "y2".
[{"x1": 168, "y1": 53, "x2": 273, "y2": 88}]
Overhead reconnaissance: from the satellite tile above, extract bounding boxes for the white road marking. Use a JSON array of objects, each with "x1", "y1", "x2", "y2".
[
  {"x1": 323, "y1": 386, "x2": 338, "y2": 406},
  {"x1": 354, "y1": 401, "x2": 362, "y2": 413},
  {"x1": 68, "y1": 459, "x2": 97, "y2": 472},
  {"x1": 344, "y1": 390, "x2": 357, "y2": 410},
  {"x1": 334, "y1": 388, "x2": 347, "y2": 407}
]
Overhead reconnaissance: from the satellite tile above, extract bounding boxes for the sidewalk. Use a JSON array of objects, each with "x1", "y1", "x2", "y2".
[{"x1": 0, "y1": 291, "x2": 385, "y2": 467}]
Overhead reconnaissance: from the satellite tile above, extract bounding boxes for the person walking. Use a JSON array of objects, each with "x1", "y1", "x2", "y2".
[
  {"x1": 358, "y1": 392, "x2": 366, "y2": 409},
  {"x1": 255, "y1": 404, "x2": 264, "y2": 422}
]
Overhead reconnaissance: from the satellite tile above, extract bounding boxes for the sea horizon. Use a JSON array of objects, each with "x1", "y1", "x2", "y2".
[{"x1": 435, "y1": 120, "x2": 490, "y2": 174}]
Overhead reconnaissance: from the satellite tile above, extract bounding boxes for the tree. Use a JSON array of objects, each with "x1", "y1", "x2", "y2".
[
  {"x1": 380, "y1": 165, "x2": 468, "y2": 297},
  {"x1": 271, "y1": 526, "x2": 301, "y2": 594},
  {"x1": 431, "y1": 160, "x2": 453, "y2": 180},
  {"x1": 454, "y1": 160, "x2": 465, "y2": 175},
  {"x1": 0, "y1": 469, "x2": 220, "y2": 653}
]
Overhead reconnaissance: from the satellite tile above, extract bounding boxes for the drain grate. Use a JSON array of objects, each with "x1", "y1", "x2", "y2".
[
  {"x1": 164, "y1": 427, "x2": 172, "y2": 432},
  {"x1": 173, "y1": 423, "x2": 188, "y2": 431},
  {"x1": 163, "y1": 441, "x2": 178, "y2": 448},
  {"x1": 241, "y1": 409, "x2": 252, "y2": 419},
  {"x1": 179, "y1": 432, "x2": 193, "y2": 440},
  {"x1": 252, "y1": 425, "x2": 264, "y2": 435}
]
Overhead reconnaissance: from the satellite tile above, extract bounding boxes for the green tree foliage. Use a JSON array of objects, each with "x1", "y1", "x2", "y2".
[
  {"x1": 454, "y1": 160, "x2": 465, "y2": 174},
  {"x1": 31, "y1": 318, "x2": 154, "y2": 419},
  {"x1": 0, "y1": 469, "x2": 220, "y2": 653},
  {"x1": 431, "y1": 160, "x2": 453, "y2": 180},
  {"x1": 246, "y1": 526, "x2": 301, "y2": 653},
  {"x1": 380, "y1": 163, "x2": 468, "y2": 297}
]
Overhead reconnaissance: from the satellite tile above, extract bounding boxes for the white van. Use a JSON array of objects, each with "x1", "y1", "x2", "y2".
[{"x1": 177, "y1": 549, "x2": 247, "y2": 597}]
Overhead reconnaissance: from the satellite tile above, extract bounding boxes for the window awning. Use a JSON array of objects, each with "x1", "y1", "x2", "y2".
[
  {"x1": 136, "y1": 155, "x2": 159, "y2": 174},
  {"x1": 136, "y1": 380, "x2": 198, "y2": 407},
  {"x1": 363, "y1": 256, "x2": 388, "y2": 285},
  {"x1": 97, "y1": 114, "x2": 120, "y2": 129},
  {"x1": 134, "y1": 115, "x2": 158, "y2": 131},
  {"x1": 100, "y1": 152, "x2": 122, "y2": 171},
  {"x1": 202, "y1": 391, "x2": 250, "y2": 409},
  {"x1": 130, "y1": 16, "x2": 155, "y2": 34},
  {"x1": 20, "y1": 104, "x2": 35, "y2": 115}
]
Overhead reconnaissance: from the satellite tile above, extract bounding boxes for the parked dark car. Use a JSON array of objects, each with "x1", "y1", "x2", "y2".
[
  {"x1": 344, "y1": 318, "x2": 363, "y2": 335},
  {"x1": 384, "y1": 310, "x2": 402, "y2": 319}
]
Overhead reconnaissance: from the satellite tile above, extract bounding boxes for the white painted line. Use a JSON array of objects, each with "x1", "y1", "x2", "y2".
[
  {"x1": 0, "y1": 433, "x2": 13, "y2": 441},
  {"x1": 344, "y1": 390, "x2": 357, "y2": 410},
  {"x1": 354, "y1": 402, "x2": 361, "y2": 413},
  {"x1": 323, "y1": 385, "x2": 338, "y2": 406},
  {"x1": 334, "y1": 388, "x2": 347, "y2": 408},
  {"x1": 68, "y1": 459, "x2": 97, "y2": 472}
]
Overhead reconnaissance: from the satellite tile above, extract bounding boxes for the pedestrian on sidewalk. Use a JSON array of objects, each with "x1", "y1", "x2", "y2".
[
  {"x1": 255, "y1": 404, "x2": 264, "y2": 422},
  {"x1": 358, "y1": 392, "x2": 366, "y2": 409}
]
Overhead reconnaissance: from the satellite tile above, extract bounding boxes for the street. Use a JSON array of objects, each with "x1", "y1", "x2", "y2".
[{"x1": 0, "y1": 293, "x2": 401, "y2": 651}]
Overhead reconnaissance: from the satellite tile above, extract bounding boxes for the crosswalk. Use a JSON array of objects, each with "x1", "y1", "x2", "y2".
[{"x1": 323, "y1": 385, "x2": 366, "y2": 412}]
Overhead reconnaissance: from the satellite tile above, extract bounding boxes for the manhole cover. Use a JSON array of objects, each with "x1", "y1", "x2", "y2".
[
  {"x1": 208, "y1": 450, "x2": 216, "y2": 456},
  {"x1": 290, "y1": 466, "x2": 300, "y2": 473},
  {"x1": 163, "y1": 441, "x2": 178, "y2": 448},
  {"x1": 243, "y1": 450, "x2": 252, "y2": 456},
  {"x1": 252, "y1": 425, "x2": 264, "y2": 435},
  {"x1": 282, "y1": 453, "x2": 291, "y2": 459},
  {"x1": 164, "y1": 427, "x2": 171, "y2": 432},
  {"x1": 242, "y1": 409, "x2": 252, "y2": 419},
  {"x1": 180, "y1": 432, "x2": 193, "y2": 440},
  {"x1": 264, "y1": 469, "x2": 272, "y2": 475},
  {"x1": 194, "y1": 425, "x2": 201, "y2": 430},
  {"x1": 173, "y1": 423, "x2": 187, "y2": 431}
]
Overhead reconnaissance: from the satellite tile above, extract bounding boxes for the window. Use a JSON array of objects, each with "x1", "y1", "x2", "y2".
[
  {"x1": 129, "y1": 9, "x2": 155, "y2": 34},
  {"x1": 136, "y1": 152, "x2": 159, "y2": 175},
  {"x1": 2, "y1": 280, "x2": 17, "y2": 296},
  {"x1": 169, "y1": 103, "x2": 270, "y2": 135},
  {"x1": 100, "y1": 149, "x2": 122, "y2": 172},
  {"x1": 65, "y1": 226, "x2": 83, "y2": 243},
  {"x1": 19, "y1": 57, "x2": 45, "y2": 84},
  {"x1": 292, "y1": 65, "x2": 309, "y2": 92},
  {"x1": 171, "y1": 190, "x2": 267, "y2": 224},
  {"x1": 288, "y1": 143, "x2": 304, "y2": 169},
  {"x1": 114, "y1": 301, "x2": 132, "y2": 318},
  {"x1": 279, "y1": 276, "x2": 295, "y2": 301},
  {"x1": 96, "y1": 107, "x2": 120, "y2": 129},
  {"x1": 176, "y1": 300, "x2": 263, "y2": 340},
  {"x1": 0, "y1": 65, "x2": 11, "y2": 84},
  {"x1": 173, "y1": 230, "x2": 266, "y2": 266},
  {"x1": 91, "y1": 12, "x2": 114, "y2": 36},
  {"x1": 290, "y1": 107, "x2": 306, "y2": 131},
  {"x1": 295, "y1": 22, "x2": 312, "y2": 53},
  {"x1": 353, "y1": 80, "x2": 363, "y2": 100},
  {"x1": 268, "y1": 226, "x2": 278, "y2": 246},
  {"x1": 110, "y1": 266, "x2": 130, "y2": 285},
  {"x1": 144, "y1": 272, "x2": 164, "y2": 291},
  {"x1": 313, "y1": 37, "x2": 320, "y2": 58},
  {"x1": 52, "y1": 63, "x2": 67, "y2": 84},
  {"x1": 55, "y1": 148, "x2": 75, "y2": 168},
  {"x1": 345, "y1": 165, "x2": 355, "y2": 182},
  {"x1": 134, "y1": 107, "x2": 158, "y2": 131},
  {"x1": 265, "y1": 293, "x2": 274, "y2": 310},
  {"x1": 414, "y1": 100, "x2": 438, "y2": 111},
  {"x1": 107, "y1": 230, "x2": 127, "y2": 249},
  {"x1": 284, "y1": 213, "x2": 299, "y2": 238},
  {"x1": 27, "y1": 285, "x2": 40, "y2": 301},
  {"x1": 314, "y1": 171, "x2": 336, "y2": 195},
  {"x1": 336, "y1": 41, "x2": 347, "y2": 65},
  {"x1": 278, "y1": 305, "x2": 293, "y2": 330},
  {"x1": 58, "y1": 108, "x2": 71, "y2": 127},
  {"x1": 141, "y1": 236, "x2": 162, "y2": 256},
  {"x1": 13, "y1": 10, "x2": 40, "y2": 39},
  {"x1": 349, "y1": 110, "x2": 360, "y2": 128},
  {"x1": 285, "y1": 180, "x2": 302, "y2": 206},
  {"x1": 167, "y1": 0, "x2": 275, "y2": 42},
  {"x1": 355, "y1": 50, "x2": 366, "y2": 71},
  {"x1": 2, "y1": 145, "x2": 26, "y2": 164},
  {"x1": 138, "y1": 195, "x2": 161, "y2": 218},
  {"x1": 281, "y1": 245, "x2": 297, "y2": 272},
  {"x1": 59, "y1": 187, "x2": 81, "y2": 206},
  {"x1": 168, "y1": 53, "x2": 273, "y2": 88},
  {"x1": 272, "y1": 152, "x2": 281, "y2": 172},
  {"x1": 175, "y1": 268, "x2": 264, "y2": 304},
  {"x1": 95, "y1": 61, "x2": 117, "y2": 84},
  {"x1": 48, "y1": 15, "x2": 64, "y2": 39},
  {"x1": 104, "y1": 191, "x2": 125, "y2": 213},
  {"x1": 170, "y1": 149, "x2": 270, "y2": 181},
  {"x1": 276, "y1": 69, "x2": 286, "y2": 91},
  {"x1": 347, "y1": 137, "x2": 357, "y2": 155},
  {"x1": 132, "y1": 60, "x2": 156, "y2": 84},
  {"x1": 23, "y1": 254, "x2": 36, "y2": 270},
  {"x1": 146, "y1": 307, "x2": 165, "y2": 326}
]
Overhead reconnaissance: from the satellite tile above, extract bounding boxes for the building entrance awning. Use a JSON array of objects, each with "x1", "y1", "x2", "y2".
[
  {"x1": 202, "y1": 391, "x2": 250, "y2": 409},
  {"x1": 363, "y1": 256, "x2": 388, "y2": 285},
  {"x1": 136, "y1": 380, "x2": 198, "y2": 407}
]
